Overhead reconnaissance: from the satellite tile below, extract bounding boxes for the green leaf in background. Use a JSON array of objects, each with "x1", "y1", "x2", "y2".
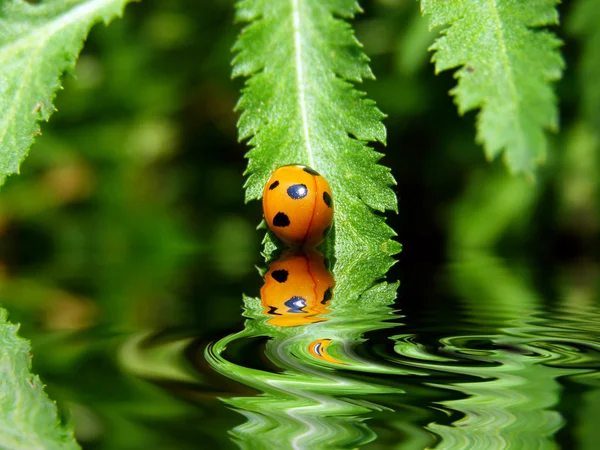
[
  {"x1": 568, "y1": 0, "x2": 600, "y2": 132},
  {"x1": 0, "y1": 308, "x2": 79, "y2": 450},
  {"x1": 0, "y1": 0, "x2": 134, "y2": 186},
  {"x1": 234, "y1": 0, "x2": 400, "y2": 297},
  {"x1": 420, "y1": 0, "x2": 563, "y2": 172}
]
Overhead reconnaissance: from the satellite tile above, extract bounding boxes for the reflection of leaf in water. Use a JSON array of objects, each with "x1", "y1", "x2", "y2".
[
  {"x1": 416, "y1": 253, "x2": 597, "y2": 449},
  {"x1": 206, "y1": 281, "x2": 427, "y2": 449},
  {"x1": 0, "y1": 308, "x2": 79, "y2": 450}
]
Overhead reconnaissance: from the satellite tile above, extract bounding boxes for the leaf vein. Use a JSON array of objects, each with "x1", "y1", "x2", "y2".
[{"x1": 292, "y1": 0, "x2": 315, "y2": 168}]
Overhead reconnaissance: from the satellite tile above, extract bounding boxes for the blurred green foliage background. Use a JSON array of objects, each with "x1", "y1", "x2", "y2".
[{"x1": 0, "y1": 0, "x2": 598, "y2": 448}]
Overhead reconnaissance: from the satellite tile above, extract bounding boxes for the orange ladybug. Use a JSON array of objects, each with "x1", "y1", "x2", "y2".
[
  {"x1": 260, "y1": 250, "x2": 334, "y2": 327},
  {"x1": 262, "y1": 165, "x2": 333, "y2": 247}
]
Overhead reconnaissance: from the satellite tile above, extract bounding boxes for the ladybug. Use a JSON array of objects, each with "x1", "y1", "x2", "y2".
[
  {"x1": 260, "y1": 250, "x2": 334, "y2": 327},
  {"x1": 262, "y1": 165, "x2": 333, "y2": 247}
]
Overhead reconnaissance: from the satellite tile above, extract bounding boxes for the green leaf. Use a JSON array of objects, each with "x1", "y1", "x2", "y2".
[
  {"x1": 0, "y1": 0, "x2": 134, "y2": 186},
  {"x1": 420, "y1": 0, "x2": 564, "y2": 172},
  {"x1": 568, "y1": 0, "x2": 600, "y2": 132},
  {"x1": 0, "y1": 308, "x2": 79, "y2": 450},
  {"x1": 234, "y1": 0, "x2": 400, "y2": 298}
]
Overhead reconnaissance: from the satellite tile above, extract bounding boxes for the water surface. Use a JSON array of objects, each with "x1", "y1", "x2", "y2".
[{"x1": 116, "y1": 253, "x2": 600, "y2": 449}]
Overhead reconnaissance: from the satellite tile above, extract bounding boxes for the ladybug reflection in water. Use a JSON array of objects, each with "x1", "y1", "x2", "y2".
[
  {"x1": 308, "y1": 338, "x2": 345, "y2": 365},
  {"x1": 260, "y1": 250, "x2": 334, "y2": 327}
]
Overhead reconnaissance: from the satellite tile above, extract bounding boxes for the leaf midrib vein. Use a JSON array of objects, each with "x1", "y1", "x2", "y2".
[
  {"x1": 291, "y1": 0, "x2": 315, "y2": 168},
  {"x1": 489, "y1": 0, "x2": 523, "y2": 145}
]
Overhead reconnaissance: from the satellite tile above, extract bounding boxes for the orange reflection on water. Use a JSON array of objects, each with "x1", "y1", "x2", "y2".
[
  {"x1": 260, "y1": 250, "x2": 334, "y2": 327},
  {"x1": 308, "y1": 338, "x2": 345, "y2": 365}
]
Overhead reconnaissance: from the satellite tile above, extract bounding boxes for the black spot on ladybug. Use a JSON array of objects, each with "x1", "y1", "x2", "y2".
[
  {"x1": 323, "y1": 225, "x2": 331, "y2": 237},
  {"x1": 287, "y1": 184, "x2": 308, "y2": 199},
  {"x1": 269, "y1": 180, "x2": 280, "y2": 190},
  {"x1": 322, "y1": 287, "x2": 333, "y2": 304},
  {"x1": 272, "y1": 269, "x2": 288, "y2": 283},
  {"x1": 302, "y1": 166, "x2": 320, "y2": 176},
  {"x1": 267, "y1": 306, "x2": 282, "y2": 316},
  {"x1": 273, "y1": 212, "x2": 290, "y2": 227},
  {"x1": 284, "y1": 296, "x2": 307, "y2": 313},
  {"x1": 323, "y1": 191, "x2": 332, "y2": 208}
]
